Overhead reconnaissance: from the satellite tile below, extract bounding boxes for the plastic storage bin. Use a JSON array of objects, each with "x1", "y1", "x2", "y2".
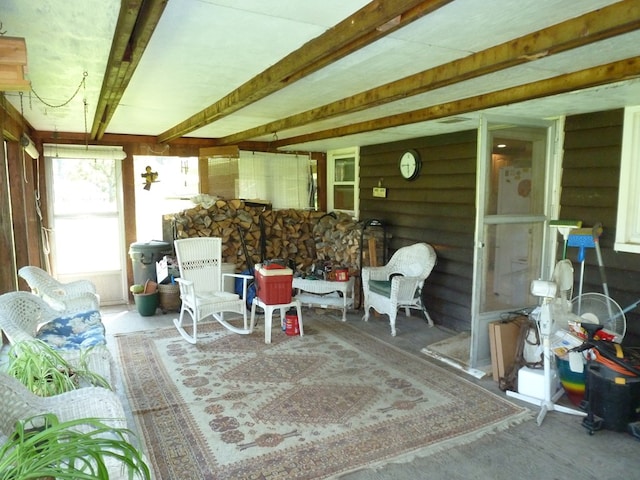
[
  {"x1": 129, "y1": 240, "x2": 171, "y2": 285},
  {"x1": 255, "y1": 265, "x2": 293, "y2": 305}
]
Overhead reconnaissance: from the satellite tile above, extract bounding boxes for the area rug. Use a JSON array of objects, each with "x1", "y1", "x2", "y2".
[{"x1": 115, "y1": 315, "x2": 530, "y2": 480}]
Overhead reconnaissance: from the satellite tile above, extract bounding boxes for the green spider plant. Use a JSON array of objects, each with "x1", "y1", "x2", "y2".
[
  {"x1": 6, "y1": 340, "x2": 111, "y2": 397},
  {"x1": 0, "y1": 413, "x2": 150, "y2": 480}
]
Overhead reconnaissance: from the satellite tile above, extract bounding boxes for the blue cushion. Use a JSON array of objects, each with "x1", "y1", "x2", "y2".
[{"x1": 36, "y1": 310, "x2": 106, "y2": 350}]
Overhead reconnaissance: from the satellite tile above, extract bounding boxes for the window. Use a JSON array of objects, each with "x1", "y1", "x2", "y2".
[
  {"x1": 134, "y1": 156, "x2": 200, "y2": 241},
  {"x1": 615, "y1": 106, "x2": 640, "y2": 253},
  {"x1": 206, "y1": 151, "x2": 313, "y2": 210},
  {"x1": 327, "y1": 147, "x2": 359, "y2": 218}
]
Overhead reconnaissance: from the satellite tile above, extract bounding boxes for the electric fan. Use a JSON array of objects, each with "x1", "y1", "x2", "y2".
[
  {"x1": 549, "y1": 259, "x2": 578, "y2": 332},
  {"x1": 571, "y1": 292, "x2": 626, "y2": 343},
  {"x1": 506, "y1": 259, "x2": 586, "y2": 425}
]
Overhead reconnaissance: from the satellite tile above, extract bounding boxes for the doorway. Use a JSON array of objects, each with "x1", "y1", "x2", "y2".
[
  {"x1": 470, "y1": 115, "x2": 560, "y2": 367},
  {"x1": 46, "y1": 154, "x2": 127, "y2": 305}
]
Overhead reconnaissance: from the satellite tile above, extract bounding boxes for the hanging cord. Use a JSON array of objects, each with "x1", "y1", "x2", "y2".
[
  {"x1": 29, "y1": 71, "x2": 87, "y2": 110},
  {"x1": 19, "y1": 92, "x2": 28, "y2": 183},
  {"x1": 28, "y1": 71, "x2": 89, "y2": 145},
  {"x1": 33, "y1": 154, "x2": 53, "y2": 272}
]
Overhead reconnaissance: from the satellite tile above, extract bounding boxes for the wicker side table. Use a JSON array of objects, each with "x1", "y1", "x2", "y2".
[{"x1": 292, "y1": 277, "x2": 355, "y2": 321}]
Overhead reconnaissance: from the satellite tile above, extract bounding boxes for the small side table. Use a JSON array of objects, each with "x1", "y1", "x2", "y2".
[
  {"x1": 250, "y1": 297, "x2": 303, "y2": 344},
  {"x1": 293, "y1": 277, "x2": 355, "y2": 322}
]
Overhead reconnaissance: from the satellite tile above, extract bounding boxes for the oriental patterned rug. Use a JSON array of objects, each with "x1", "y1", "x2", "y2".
[{"x1": 115, "y1": 315, "x2": 530, "y2": 480}]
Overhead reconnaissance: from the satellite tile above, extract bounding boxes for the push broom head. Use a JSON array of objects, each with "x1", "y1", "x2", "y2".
[{"x1": 549, "y1": 219, "x2": 582, "y2": 239}]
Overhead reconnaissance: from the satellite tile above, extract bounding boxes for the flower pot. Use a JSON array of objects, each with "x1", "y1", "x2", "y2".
[{"x1": 133, "y1": 292, "x2": 158, "y2": 316}]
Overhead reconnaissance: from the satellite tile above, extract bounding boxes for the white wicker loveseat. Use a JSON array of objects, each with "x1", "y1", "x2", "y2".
[
  {"x1": 0, "y1": 291, "x2": 116, "y2": 388},
  {"x1": 0, "y1": 371, "x2": 147, "y2": 479}
]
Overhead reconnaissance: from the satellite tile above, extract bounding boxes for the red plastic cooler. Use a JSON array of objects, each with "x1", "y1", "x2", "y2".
[{"x1": 255, "y1": 265, "x2": 293, "y2": 305}]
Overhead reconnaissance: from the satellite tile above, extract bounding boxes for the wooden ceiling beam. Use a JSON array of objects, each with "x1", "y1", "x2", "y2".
[
  {"x1": 272, "y1": 56, "x2": 640, "y2": 149},
  {"x1": 157, "y1": 0, "x2": 453, "y2": 143},
  {"x1": 220, "y1": 0, "x2": 640, "y2": 146},
  {"x1": 90, "y1": 0, "x2": 169, "y2": 140}
]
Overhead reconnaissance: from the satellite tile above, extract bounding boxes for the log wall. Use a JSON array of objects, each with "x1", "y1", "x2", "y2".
[
  {"x1": 560, "y1": 109, "x2": 640, "y2": 342},
  {"x1": 359, "y1": 130, "x2": 478, "y2": 332}
]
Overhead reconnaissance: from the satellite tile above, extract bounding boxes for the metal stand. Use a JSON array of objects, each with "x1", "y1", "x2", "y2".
[{"x1": 505, "y1": 302, "x2": 586, "y2": 425}]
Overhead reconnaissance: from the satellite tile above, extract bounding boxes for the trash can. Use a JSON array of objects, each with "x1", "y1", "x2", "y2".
[{"x1": 129, "y1": 241, "x2": 171, "y2": 286}]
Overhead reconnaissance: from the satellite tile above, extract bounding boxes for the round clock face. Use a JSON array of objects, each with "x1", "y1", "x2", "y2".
[{"x1": 399, "y1": 150, "x2": 421, "y2": 180}]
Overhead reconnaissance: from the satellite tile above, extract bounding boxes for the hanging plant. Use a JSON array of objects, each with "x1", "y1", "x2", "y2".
[
  {"x1": 0, "y1": 413, "x2": 151, "y2": 479},
  {"x1": 6, "y1": 340, "x2": 111, "y2": 397}
]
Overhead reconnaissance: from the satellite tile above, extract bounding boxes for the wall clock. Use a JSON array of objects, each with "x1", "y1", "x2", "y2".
[{"x1": 399, "y1": 149, "x2": 421, "y2": 180}]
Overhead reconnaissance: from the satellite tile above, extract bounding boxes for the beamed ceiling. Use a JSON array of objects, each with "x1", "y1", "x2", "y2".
[{"x1": 2, "y1": 0, "x2": 640, "y2": 153}]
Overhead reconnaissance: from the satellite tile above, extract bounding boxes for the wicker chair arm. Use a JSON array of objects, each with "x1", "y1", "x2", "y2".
[
  {"x1": 361, "y1": 265, "x2": 392, "y2": 282},
  {"x1": 390, "y1": 275, "x2": 422, "y2": 302}
]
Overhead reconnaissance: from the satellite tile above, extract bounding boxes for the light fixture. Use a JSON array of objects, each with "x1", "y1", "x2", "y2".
[{"x1": 20, "y1": 133, "x2": 39, "y2": 159}]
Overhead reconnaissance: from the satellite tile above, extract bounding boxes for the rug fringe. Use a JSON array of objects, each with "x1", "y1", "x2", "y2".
[
  {"x1": 336, "y1": 409, "x2": 533, "y2": 477},
  {"x1": 420, "y1": 347, "x2": 488, "y2": 379}
]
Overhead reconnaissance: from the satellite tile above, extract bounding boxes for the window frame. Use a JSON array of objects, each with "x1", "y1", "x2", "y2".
[
  {"x1": 615, "y1": 105, "x2": 640, "y2": 253},
  {"x1": 327, "y1": 147, "x2": 360, "y2": 219}
]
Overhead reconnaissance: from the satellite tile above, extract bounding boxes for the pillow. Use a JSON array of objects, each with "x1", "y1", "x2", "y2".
[{"x1": 36, "y1": 310, "x2": 106, "y2": 350}]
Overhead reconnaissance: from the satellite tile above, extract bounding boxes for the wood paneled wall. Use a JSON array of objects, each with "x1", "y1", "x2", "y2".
[
  {"x1": 360, "y1": 111, "x2": 640, "y2": 342},
  {"x1": 560, "y1": 109, "x2": 640, "y2": 342},
  {"x1": 360, "y1": 131, "x2": 477, "y2": 332}
]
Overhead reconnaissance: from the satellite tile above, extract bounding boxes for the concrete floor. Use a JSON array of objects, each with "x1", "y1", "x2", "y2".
[{"x1": 103, "y1": 303, "x2": 640, "y2": 480}]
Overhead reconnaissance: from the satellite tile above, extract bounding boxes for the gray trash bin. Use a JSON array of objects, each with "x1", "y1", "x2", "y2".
[{"x1": 129, "y1": 240, "x2": 171, "y2": 286}]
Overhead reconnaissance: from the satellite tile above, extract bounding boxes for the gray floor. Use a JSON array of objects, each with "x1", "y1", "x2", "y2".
[{"x1": 102, "y1": 303, "x2": 640, "y2": 480}]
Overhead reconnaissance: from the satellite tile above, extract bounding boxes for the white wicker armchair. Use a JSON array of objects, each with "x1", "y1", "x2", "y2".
[
  {"x1": 361, "y1": 242, "x2": 437, "y2": 336},
  {"x1": 18, "y1": 265, "x2": 99, "y2": 314},
  {"x1": 0, "y1": 372, "x2": 145, "y2": 479}
]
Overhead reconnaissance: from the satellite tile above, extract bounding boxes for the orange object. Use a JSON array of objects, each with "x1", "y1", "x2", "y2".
[
  {"x1": 335, "y1": 268, "x2": 349, "y2": 281},
  {"x1": 285, "y1": 311, "x2": 300, "y2": 336}
]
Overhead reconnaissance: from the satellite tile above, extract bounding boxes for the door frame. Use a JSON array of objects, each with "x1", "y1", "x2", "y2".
[
  {"x1": 45, "y1": 155, "x2": 128, "y2": 305},
  {"x1": 469, "y1": 114, "x2": 564, "y2": 368}
]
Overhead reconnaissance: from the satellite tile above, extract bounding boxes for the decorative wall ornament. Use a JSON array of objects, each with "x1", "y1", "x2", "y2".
[{"x1": 141, "y1": 166, "x2": 159, "y2": 190}]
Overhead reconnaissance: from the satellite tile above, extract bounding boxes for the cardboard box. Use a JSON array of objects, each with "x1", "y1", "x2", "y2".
[
  {"x1": 488, "y1": 317, "x2": 526, "y2": 382},
  {"x1": 255, "y1": 266, "x2": 293, "y2": 305}
]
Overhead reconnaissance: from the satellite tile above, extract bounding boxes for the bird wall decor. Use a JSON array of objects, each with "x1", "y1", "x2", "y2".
[{"x1": 141, "y1": 165, "x2": 159, "y2": 190}]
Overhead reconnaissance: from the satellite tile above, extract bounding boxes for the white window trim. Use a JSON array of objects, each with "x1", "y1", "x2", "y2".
[
  {"x1": 615, "y1": 106, "x2": 640, "y2": 253},
  {"x1": 327, "y1": 146, "x2": 360, "y2": 219}
]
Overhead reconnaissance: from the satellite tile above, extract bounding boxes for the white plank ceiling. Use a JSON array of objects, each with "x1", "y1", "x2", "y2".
[{"x1": 2, "y1": 0, "x2": 639, "y2": 152}]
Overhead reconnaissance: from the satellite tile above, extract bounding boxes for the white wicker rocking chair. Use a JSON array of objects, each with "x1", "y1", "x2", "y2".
[
  {"x1": 361, "y1": 242, "x2": 437, "y2": 336},
  {"x1": 173, "y1": 237, "x2": 253, "y2": 344},
  {"x1": 18, "y1": 265, "x2": 99, "y2": 314}
]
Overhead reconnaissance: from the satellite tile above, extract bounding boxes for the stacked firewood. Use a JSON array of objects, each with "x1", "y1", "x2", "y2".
[{"x1": 172, "y1": 199, "x2": 384, "y2": 274}]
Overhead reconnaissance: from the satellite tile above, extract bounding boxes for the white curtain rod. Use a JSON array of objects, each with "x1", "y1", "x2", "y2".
[{"x1": 43, "y1": 144, "x2": 127, "y2": 160}]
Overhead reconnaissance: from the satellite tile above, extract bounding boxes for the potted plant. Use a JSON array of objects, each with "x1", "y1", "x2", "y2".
[
  {"x1": 0, "y1": 413, "x2": 151, "y2": 479},
  {"x1": 6, "y1": 340, "x2": 111, "y2": 397},
  {"x1": 130, "y1": 282, "x2": 158, "y2": 317}
]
